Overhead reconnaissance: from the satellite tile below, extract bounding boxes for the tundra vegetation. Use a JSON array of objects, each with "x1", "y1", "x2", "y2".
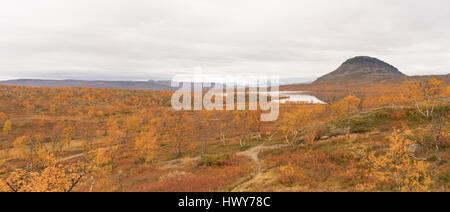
[{"x1": 0, "y1": 78, "x2": 448, "y2": 192}]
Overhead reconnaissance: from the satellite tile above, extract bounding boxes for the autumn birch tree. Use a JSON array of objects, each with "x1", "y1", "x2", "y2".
[{"x1": 405, "y1": 78, "x2": 443, "y2": 119}]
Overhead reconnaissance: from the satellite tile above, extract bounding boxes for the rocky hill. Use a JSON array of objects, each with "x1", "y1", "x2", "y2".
[{"x1": 313, "y1": 56, "x2": 406, "y2": 84}]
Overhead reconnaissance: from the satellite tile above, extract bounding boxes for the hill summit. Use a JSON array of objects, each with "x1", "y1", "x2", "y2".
[{"x1": 314, "y1": 56, "x2": 406, "y2": 84}]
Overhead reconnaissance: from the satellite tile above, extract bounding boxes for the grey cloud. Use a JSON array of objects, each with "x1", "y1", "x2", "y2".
[{"x1": 0, "y1": 0, "x2": 449, "y2": 82}]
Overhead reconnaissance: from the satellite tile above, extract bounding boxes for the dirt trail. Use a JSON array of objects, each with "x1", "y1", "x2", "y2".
[
  {"x1": 231, "y1": 143, "x2": 288, "y2": 191},
  {"x1": 57, "y1": 140, "x2": 289, "y2": 191},
  {"x1": 59, "y1": 152, "x2": 86, "y2": 162}
]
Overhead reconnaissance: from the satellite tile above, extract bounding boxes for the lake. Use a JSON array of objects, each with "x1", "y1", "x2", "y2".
[
  {"x1": 276, "y1": 91, "x2": 326, "y2": 104},
  {"x1": 209, "y1": 90, "x2": 326, "y2": 104}
]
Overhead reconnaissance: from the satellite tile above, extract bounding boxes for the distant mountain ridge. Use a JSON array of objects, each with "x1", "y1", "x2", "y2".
[
  {"x1": 0, "y1": 79, "x2": 176, "y2": 91},
  {"x1": 0, "y1": 79, "x2": 224, "y2": 91},
  {"x1": 1, "y1": 56, "x2": 447, "y2": 90},
  {"x1": 314, "y1": 56, "x2": 406, "y2": 84}
]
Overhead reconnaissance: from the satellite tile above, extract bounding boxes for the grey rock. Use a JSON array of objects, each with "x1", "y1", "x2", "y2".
[{"x1": 407, "y1": 144, "x2": 422, "y2": 156}]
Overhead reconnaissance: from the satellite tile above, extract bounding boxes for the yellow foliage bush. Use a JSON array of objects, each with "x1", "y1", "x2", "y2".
[{"x1": 357, "y1": 131, "x2": 433, "y2": 192}]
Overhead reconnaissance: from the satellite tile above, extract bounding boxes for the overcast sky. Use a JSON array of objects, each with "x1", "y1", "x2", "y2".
[{"x1": 0, "y1": 0, "x2": 449, "y2": 82}]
